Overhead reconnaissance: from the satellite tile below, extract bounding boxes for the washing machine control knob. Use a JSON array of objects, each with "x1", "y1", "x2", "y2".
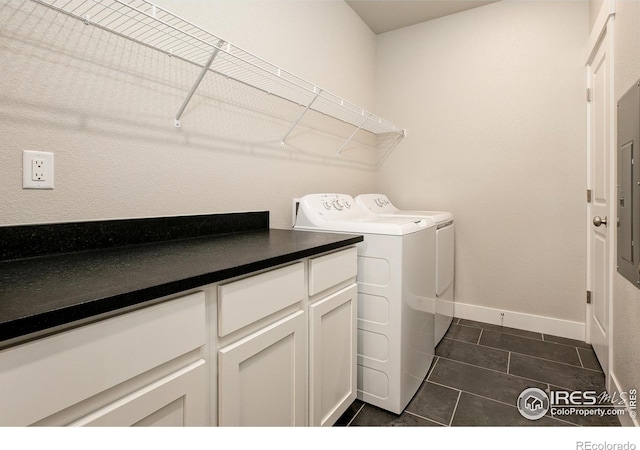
[
  {"x1": 333, "y1": 199, "x2": 345, "y2": 210},
  {"x1": 322, "y1": 201, "x2": 332, "y2": 210},
  {"x1": 375, "y1": 198, "x2": 385, "y2": 207},
  {"x1": 344, "y1": 201, "x2": 351, "y2": 209}
]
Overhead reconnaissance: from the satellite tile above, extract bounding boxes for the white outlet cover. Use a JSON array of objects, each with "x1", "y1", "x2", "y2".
[{"x1": 23, "y1": 150, "x2": 54, "y2": 189}]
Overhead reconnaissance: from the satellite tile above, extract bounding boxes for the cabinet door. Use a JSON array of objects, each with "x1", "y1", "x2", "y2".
[
  {"x1": 309, "y1": 284, "x2": 357, "y2": 426},
  {"x1": 218, "y1": 311, "x2": 307, "y2": 426},
  {"x1": 69, "y1": 359, "x2": 208, "y2": 426}
]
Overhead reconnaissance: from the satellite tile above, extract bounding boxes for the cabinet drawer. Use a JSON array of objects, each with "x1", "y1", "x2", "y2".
[
  {"x1": 308, "y1": 247, "x2": 357, "y2": 296},
  {"x1": 218, "y1": 262, "x2": 305, "y2": 337},
  {"x1": 0, "y1": 291, "x2": 206, "y2": 426}
]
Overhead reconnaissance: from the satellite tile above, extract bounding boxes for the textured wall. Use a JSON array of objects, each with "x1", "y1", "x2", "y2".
[
  {"x1": 374, "y1": 1, "x2": 589, "y2": 323},
  {"x1": 590, "y1": 0, "x2": 605, "y2": 30},
  {"x1": 0, "y1": 0, "x2": 378, "y2": 229}
]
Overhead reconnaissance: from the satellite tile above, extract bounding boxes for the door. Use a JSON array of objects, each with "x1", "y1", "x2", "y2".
[
  {"x1": 587, "y1": 19, "x2": 614, "y2": 379},
  {"x1": 309, "y1": 284, "x2": 357, "y2": 426},
  {"x1": 218, "y1": 311, "x2": 307, "y2": 426}
]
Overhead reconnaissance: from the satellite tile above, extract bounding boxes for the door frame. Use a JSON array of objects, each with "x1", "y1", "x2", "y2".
[{"x1": 585, "y1": 0, "x2": 615, "y2": 392}]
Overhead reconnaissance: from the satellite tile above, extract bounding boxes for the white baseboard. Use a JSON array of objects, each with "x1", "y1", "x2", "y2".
[
  {"x1": 453, "y1": 302, "x2": 585, "y2": 342},
  {"x1": 610, "y1": 371, "x2": 639, "y2": 427}
]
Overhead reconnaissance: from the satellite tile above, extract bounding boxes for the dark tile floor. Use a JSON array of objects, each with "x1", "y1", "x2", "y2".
[{"x1": 336, "y1": 318, "x2": 621, "y2": 427}]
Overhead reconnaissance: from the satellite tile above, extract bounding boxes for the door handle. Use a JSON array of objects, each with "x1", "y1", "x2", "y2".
[{"x1": 593, "y1": 216, "x2": 608, "y2": 227}]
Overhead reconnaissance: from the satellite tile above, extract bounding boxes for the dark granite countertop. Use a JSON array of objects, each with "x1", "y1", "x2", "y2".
[{"x1": 0, "y1": 213, "x2": 362, "y2": 346}]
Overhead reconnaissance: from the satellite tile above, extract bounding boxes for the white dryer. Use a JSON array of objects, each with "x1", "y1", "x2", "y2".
[
  {"x1": 355, "y1": 194, "x2": 454, "y2": 345},
  {"x1": 294, "y1": 193, "x2": 436, "y2": 414}
]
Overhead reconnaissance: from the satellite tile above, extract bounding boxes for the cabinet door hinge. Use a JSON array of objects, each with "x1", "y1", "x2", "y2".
[
  {"x1": 587, "y1": 290, "x2": 592, "y2": 304},
  {"x1": 587, "y1": 88, "x2": 592, "y2": 102},
  {"x1": 587, "y1": 189, "x2": 592, "y2": 203}
]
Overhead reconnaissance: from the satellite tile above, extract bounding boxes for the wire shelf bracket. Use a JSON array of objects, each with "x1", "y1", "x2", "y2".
[
  {"x1": 280, "y1": 89, "x2": 321, "y2": 147},
  {"x1": 337, "y1": 113, "x2": 372, "y2": 156},
  {"x1": 175, "y1": 39, "x2": 225, "y2": 128}
]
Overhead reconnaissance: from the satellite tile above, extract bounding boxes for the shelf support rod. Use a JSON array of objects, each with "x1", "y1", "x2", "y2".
[
  {"x1": 175, "y1": 40, "x2": 225, "y2": 127},
  {"x1": 280, "y1": 89, "x2": 321, "y2": 146},
  {"x1": 337, "y1": 113, "x2": 371, "y2": 156},
  {"x1": 376, "y1": 132, "x2": 405, "y2": 169}
]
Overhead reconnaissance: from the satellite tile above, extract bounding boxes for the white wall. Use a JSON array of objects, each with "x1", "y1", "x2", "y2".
[
  {"x1": 374, "y1": 1, "x2": 589, "y2": 325},
  {"x1": 611, "y1": 0, "x2": 640, "y2": 423},
  {"x1": 590, "y1": 0, "x2": 605, "y2": 30},
  {"x1": 0, "y1": 0, "x2": 377, "y2": 228}
]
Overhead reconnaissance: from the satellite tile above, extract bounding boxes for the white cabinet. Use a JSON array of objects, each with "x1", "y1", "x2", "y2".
[
  {"x1": 307, "y1": 247, "x2": 358, "y2": 426},
  {"x1": 214, "y1": 247, "x2": 357, "y2": 427},
  {"x1": 218, "y1": 311, "x2": 307, "y2": 426},
  {"x1": 309, "y1": 284, "x2": 357, "y2": 426},
  {"x1": 0, "y1": 291, "x2": 207, "y2": 426},
  {"x1": 216, "y1": 263, "x2": 307, "y2": 426}
]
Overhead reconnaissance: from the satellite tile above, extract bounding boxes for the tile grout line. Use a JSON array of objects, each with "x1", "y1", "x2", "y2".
[
  {"x1": 427, "y1": 379, "x2": 534, "y2": 422},
  {"x1": 346, "y1": 402, "x2": 366, "y2": 427},
  {"x1": 440, "y1": 336, "x2": 470, "y2": 345},
  {"x1": 576, "y1": 347, "x2": 585, "y2": 369},
  {"x1": 432, "y1": 354, "x2": 588, "y2": 393},
  {"x1": 459, "y1": 320, "x2": 543, "y2": 341},
  {"x1": 477, "y1": 328, "x2": 483, "y2": 345},
  {"x1": 470, "y1": 340, "x2": 602, "y2": 373},
  {"x1": 425, "y1": 357, "x2": 440, "y2": 383},
  {"x1": 403, "y1": 410, "x2": 449, "y2": 427},
  {"x1": 440, "y1": 335, "x2": 495, "y2": 347},
  {"x1": 451, "y1": 321, "x2": 557, "y2": 345},
  {"x1": 507, "y1": 351, "x2": 511, "y2": 374},
  {"x1": 440, "y1": 336, "x2": 596, "y2": 373},
  {"x1": 448, "y1": 389, "x2": 462, "y2": 427},
  {"x1": 483, "y1": 328, "x2": 573, "y2": 347},
  {"x1": 434, "y1": 354, "x2": 536, "y2": 379},
  {"x1": 428, "y1": 378, "x2": 521, "y2": 411}
]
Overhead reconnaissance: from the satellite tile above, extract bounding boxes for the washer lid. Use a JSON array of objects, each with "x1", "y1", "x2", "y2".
[
  {"x1": 383, "y1": 210, "x2": 454, "y2": 224},
  {"x1": 355, "y1": 194, "x2": 453, "y2": 224}
]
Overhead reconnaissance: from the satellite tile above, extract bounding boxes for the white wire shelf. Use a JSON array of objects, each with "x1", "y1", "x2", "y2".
[{"x1": 31, "y1": 0, "x2": 407, "y2": 148}]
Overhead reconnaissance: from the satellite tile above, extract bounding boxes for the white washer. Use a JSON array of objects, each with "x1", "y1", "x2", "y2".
[
  {"x1": 355, "y1": 194, "x2": 454, "y2": 345},
  {"x1": 294, "y1": 193, "x2": 436, "y2": 414}
]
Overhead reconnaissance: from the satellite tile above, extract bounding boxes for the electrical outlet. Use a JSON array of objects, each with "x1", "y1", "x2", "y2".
[
  {"x1": 32, "y1": 159, "x2": 46, "y2": 181},
  {"x1": 23, "y1": 150, "x2": 54, "y2": 189}
]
